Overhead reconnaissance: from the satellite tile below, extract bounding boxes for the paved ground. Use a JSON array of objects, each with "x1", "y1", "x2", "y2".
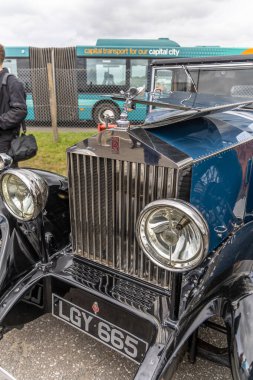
[{"x1": 0, "y1": 314, "x2": 232, "y2": 380}]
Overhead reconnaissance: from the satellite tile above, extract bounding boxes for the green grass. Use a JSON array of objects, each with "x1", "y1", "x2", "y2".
[{"x1": 20, "y1": 131, "x2": 94, "y2": 176}]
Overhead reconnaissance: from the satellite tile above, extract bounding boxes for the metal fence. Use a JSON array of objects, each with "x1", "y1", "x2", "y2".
[{"x1": 18, "y1": 67, "x2": 148, "y2": 128}]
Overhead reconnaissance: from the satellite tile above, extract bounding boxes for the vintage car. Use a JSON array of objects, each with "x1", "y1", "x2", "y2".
[{"x1": 0, "y1": 55, "x2": 253, "y2": 379}]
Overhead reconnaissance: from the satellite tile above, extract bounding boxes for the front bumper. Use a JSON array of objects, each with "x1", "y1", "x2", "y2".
[{"x1": 0, "y1": 248, "x2": 189, "y2": 379}]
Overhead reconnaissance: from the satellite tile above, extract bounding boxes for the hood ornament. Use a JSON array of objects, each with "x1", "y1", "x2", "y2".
[{"x1": 116, "y1": 86, "x2": 145, "y2": 130}]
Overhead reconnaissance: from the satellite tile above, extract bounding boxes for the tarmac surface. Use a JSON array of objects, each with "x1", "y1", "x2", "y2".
[{"x1": 0, "y1": 314, "x2": 232, "y2": 380}]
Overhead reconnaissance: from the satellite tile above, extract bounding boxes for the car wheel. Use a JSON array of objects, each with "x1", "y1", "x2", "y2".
[{"x1": 93, "y1": 103, "x2": 120, "y2": 124}]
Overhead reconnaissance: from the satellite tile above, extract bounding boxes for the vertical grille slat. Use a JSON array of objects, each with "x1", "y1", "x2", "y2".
[
  {"x1": 141, "y1": 164, "x2": 149, "y2": 280},
  {"x1": 133, "y1": 162, "x2": 140, "y2": 276},
  {"x1": 69, "y1": 153, "x2": 175, "y2": 288},
  {"x1": 77, "y1": 155, "x2": 84, "y2": 254},
  {"x1": 69, "y1": 154, "x2": 78, "y2": 252},
  {"x1": 158, "y1": 167, "x2": 165, "y2": 199},
  {"x1": 112, "y1": 160, "x2": 116, "y2": 268},
  {"x1": 83, "y1": 156, "x2": 90, "y2": 257},
  {"x1": 97, "y1": 158, "x2": 102, "y2": 261},
  {"x1": 104, "y1": 158, "x2": 109, "y2": 265},
  {"x1": 126, "y1": 161, "x2": 132, "y2": 274},
  {"x1": 118, "y1": 160, "x2": 123, "y2": 270},
  {"x1": 90, "y1": 157, "x2": 96, "y2": 258}
]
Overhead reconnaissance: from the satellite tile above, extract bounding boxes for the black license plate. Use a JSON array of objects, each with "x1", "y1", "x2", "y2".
[{"x1": 52, "y1": 294, "x2": 148, "y2": 363}]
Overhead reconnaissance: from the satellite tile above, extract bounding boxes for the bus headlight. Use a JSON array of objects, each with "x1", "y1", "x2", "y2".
[
  {"x1": 136, "y1": 199, "x2": 209, "y2": 272},
  {"x1": 0, "y1": 169, "x2": 48, "y2": 221}
]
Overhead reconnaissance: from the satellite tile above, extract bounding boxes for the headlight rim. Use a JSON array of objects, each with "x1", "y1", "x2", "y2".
[
  {"x1": 136, "y1": 199, "x2": 209, "y2": 272},
  {"x1": 0, "y1": 168, "x2": 48, "y2": 221}
]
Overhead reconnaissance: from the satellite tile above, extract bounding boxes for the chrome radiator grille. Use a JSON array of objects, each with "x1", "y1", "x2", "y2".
[{"x1": 68, "y1": 152, "x2": 175, "y2": 288}]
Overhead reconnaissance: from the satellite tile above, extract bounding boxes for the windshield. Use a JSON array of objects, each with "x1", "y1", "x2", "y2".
[
  {"x1": 111, "y1": 63, "x2": 253, "y2": 128},
  {"x1": 154, "y1": 65, "x2": 253, "y2": 98}
]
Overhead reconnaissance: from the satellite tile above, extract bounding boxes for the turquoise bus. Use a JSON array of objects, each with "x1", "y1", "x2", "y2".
[{"x1": 3, "y1": 40, "x2": 253, "y2": 126}]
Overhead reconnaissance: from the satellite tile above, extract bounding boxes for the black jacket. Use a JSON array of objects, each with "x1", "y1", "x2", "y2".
[{"x1": 0, "y1": 68, "x2": 27, "y2": 136}]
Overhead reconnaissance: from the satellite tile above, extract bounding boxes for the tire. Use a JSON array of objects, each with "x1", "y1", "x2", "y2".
[{"x1": 93, "y1": 102, "x2": 120, "y2": 124}]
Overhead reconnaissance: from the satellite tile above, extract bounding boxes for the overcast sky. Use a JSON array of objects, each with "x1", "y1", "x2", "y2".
[{"x1": 1, "y1": 0, "x2": 253, "y2": 48}]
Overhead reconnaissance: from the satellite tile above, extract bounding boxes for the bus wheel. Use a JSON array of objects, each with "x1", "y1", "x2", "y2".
[{"x1": 93, "y1": 103, "x2": 120, "y2": 124}]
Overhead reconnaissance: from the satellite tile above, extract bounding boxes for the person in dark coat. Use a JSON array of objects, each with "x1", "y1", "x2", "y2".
[{"x1": 0, "y1": 44, "x2": 27, "y2": 154}]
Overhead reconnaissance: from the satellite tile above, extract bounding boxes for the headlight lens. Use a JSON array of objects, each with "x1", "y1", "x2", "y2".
[
  {"x1": 0, "y1": 169, "x2": 48, "y2": 221},
  {"x1": 136, "y1": 199, "x2": 209, "y2": 272}
]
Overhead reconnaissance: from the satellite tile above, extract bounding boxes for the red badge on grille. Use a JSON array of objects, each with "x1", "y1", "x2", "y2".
[
  {"x1": 111, "y1": 136, "x2": 120, "y2": 154},
  {"x1": 92, "y1": 302, "x2": 100, "y2": 314}
]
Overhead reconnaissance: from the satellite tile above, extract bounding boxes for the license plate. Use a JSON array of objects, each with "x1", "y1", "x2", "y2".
[{"x1": 52, "y1": 294, "x2": 148, "y2": 363}]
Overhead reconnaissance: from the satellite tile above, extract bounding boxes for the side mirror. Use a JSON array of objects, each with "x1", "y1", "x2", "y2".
[{"x1": 0, "y1": 154, "x2": 13, "y2": 171}]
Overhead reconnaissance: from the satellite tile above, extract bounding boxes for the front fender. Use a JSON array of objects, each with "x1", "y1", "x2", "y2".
[
  {"x1": 185, "y1": 221, "x2": 253, "y2": 311},
  {"x1": 154, "y1": 221, "x2": 253, "y2": 379},
  {"x1": 226, "y1": 293, "x2": 253, "y2": 379},
  {"x1": 0, "y1": 169, "x2": 70, "y2": 295}
]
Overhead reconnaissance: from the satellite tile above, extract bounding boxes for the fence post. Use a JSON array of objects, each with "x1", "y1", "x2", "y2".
[{"x1": 47, "y1": 62, "x2": 59, "y2": 143}]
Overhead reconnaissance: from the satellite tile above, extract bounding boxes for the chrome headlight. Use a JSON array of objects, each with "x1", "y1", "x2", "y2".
[
  {"x1": 0, "y1": 169, "x2": 48, "y2": 221},
  {"x1": 136, "y1": 199, "x2": 209, "y2": 272}
]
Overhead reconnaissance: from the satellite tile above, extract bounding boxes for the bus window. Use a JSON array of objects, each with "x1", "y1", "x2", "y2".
[
  {"x1": 3, "y1": 59, "x2": 18, "y2": 76},
  {"x1": 4, "y1": 58, "x2": 32, "y2": 92},
  {"x1": 130, "y1": 59, "x2": 148, "y2": 88},
  {"x1": 17, "y1": 58, "x2": 31, "y2": 92},
  {"x1": 86, "y1": 58, "x2": 126, "y2": 86},
  {"x1": 76, "y1": 57, "x2": 86, "y2": 92}
]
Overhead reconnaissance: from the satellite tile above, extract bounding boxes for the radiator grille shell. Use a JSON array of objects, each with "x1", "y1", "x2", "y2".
[{"x1": 68, "y1": 129, "x2": 192, "y2": 288}]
